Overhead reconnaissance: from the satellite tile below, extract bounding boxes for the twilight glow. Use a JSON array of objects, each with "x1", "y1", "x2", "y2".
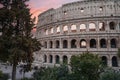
[{"x1": 29, "y1": 0, "x2": 81, "y2": 23}]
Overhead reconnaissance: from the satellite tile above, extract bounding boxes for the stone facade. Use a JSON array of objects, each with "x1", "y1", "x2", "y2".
[{"x1": 35, "y1": 0, "x2": 120, "y2": 68}]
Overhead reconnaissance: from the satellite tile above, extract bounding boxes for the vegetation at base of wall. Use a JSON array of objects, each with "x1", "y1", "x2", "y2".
[
  {"x1": 70, "y1": 52, "x2": 103, "y2": 80},
  {"x1": 21, "y1": 77, "x2": 34, "y2": 80},
  {"x1": 99, "y1": 68, "x2": 120, "y2": 80},
  {"x1": 33, "y1": 65, "x2": 69, "y2": 80},
  {"x1": 0, "y1": 71, "x2": 9, "y2": 80},
  {"x1": 33, "y1": 52, "x2": 106, "y2": 80}
]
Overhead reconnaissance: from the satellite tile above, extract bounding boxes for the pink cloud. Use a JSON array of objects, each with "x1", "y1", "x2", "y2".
[{"x1": 29, "y1": 0, "x2": 80, "y2": 24}]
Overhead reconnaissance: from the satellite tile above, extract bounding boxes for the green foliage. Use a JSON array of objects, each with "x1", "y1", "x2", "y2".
[
  {"x1": 0, "y1": 71, "x2": 9, "y2": 80},
  {"x1": 70, "y1": 52, "x2": 103, "y2": 80},
  {"x1": 21, "y1": 77, "x2": 34, "y2": 80},
  {"x1": 0, "y1": 0, "x2": 41, "y2": 80},
  {"x1": 33, "y1": 65, "x2": 69, "y2": 80},
  {"x1": 100, "y1": 68, "x2": 120, "y2": 80}
]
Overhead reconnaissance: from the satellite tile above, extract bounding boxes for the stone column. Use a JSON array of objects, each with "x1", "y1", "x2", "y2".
[
  {"x1": 47, "y1": 55, "x2": 49, "y2": 63},
  {"x1": 60, "y1": 25, "x2": 63, "y2": 34},
  {"x1": 76, "y1": 23, "x2": 80, "y2": 33},
  {"x1": 106, "y1": 21, "x2": 109, "y2": 31},
  {"x1": 47, "y1": 41, "x2": 49, "y2": 49},
  {"x1": 107, "y1": 38, "x2": 110, "y2": 50},
  {"x1": 68, "y1": 39, "x2": 71, "y2": 49},
  {"x1": 68, "y1": 24, "x2": 71, "y2": 34},
  {"x1": 60, "y1": 39, "x2": 63, "y2": 49},
  {"x1": 68, "y1": 55, "x2": 71, "y2": 65},
  {"x1": 77, "y1": 39, "x2": 80, "y2": 49},
  {"x1": 53, "y1": 40, "x2": 55, "y2": 49},
  {"x1": 97, "y1": 37, "x2": 100, "y2": 49},
  {"x1": 86, "y1": 23, "x2": 89, "y2": 32},
  {"x1": 53, "y1": 55, "x2": 55, "y2": 64},
  {"x1": 86, "y1": 38, "x2": 89, "y2": 50},
  {"x1": 96, "y1": 21, "x2": 99, "y2": 32},
  {"x1": 60, "y1": 55, "x2": 63, "y2": 64},
  {"x1": 108, "y1": 55, "x2": 112, "y2": 67},
  {"x1": 54, "y1": 26, "x2": 57, "y2": 35}
]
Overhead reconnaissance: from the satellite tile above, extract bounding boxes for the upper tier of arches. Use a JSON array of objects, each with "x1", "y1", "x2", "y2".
[{"x1": 37, "y1": 0, "x2": 120, "y2": 26}]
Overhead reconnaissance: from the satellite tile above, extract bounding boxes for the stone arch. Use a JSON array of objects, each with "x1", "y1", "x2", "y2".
[
  {"x1": 101, "y1": 56, "x2": 107, "y2": 66},
  {"x1": 71, "y1": 39, "x2": 77, "y2": 48},
  {"x1": 50, "y1": 27, "x2": 54, "y2": 34},
  {"x1": 44, "y1": 55, "x2": 47, "y2": 63},
  {"x1": 80, "y1": 39, "x2": 87, "y2": 48},
  {"x1": 63, "y1": 55, "x2": 68, "y2": 64},
  {"x1": 90, "y1": 39, "x2": 96, "y2": 48},
  {"x1": 50, "y1": 41, "x2": 53, "y2": 48},
  {"x1": 89, "y1": 23, "x2": 96, "y2": 31},
  {"x1": 49, "y1": 55, "x2": 53, "y2": 63},
  {"x1": 99, "y1": 22, "x2": 105, "y2": 31},
  {"x1": 63, "y1": 40, "x2": 68, "y2": 48},
  {"x1": 55, "y1": 55, "x2": 60, "y2": 64},
  {"x1": 112, "y1": 56, "x2": 118, "y2": 67},
  {"x1": 80, "y1": 24, "x2": 86, "y2": 31},
  {"x1": 109, "y1": 21, "x2": 116, "y2": 30},
  {"x1": 56, "y1": 40, "x2": 60, "y2": 48},
  {"x1": 110, "y1": 38, "x2": 117, "y2": 48},
  {"x1": 57, "y1": 26, "x2": 60, "y2": 33},
  {"x1": 63, "y1": 25, "x2": 68, "y2": 32},
  {"x1": 100, "y1": 39, "x2": 107, "y2": 48},
  {"x1": 45, "y1": 29, "x2": 48, "y2": 35},
  {"x1": 71, "y1": 24, "x2": 77, "y2": 32}
]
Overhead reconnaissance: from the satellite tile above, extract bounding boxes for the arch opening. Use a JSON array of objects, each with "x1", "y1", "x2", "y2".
[
  {"x1": 44, "y1": 55, "x2": 47, "y2": 63},
  {"x1": 109, "y1": 22, "x2": 115, "y2": 30},
  {"x1": 110, "y1": 39, "x2": 116, "y2": 48},
  {"x1": 63, "y1": 56, "x2": 68, "y2": 64},
  {"x1": 71, "y1": 39, "x2": 77, "y2": 48},
  {"x1": 112, "y1": 56, "x2": 118, "y2": 67},
  {"x1": 101, "y1": 56, "x2": 107, "y2": 66},
  {"x1": 71, "y1": 25, "x2": 77, "y2": 32},
  {"x1": 55, "y1": 55, "x2": 60, "y2": 64},
  {"x1": 50, "y1": 41, "x2": 53, "y2": 48},
  {"x1": 80, "y1": 24, "x2": 86, "y2": 31},
  {"x1": 89, "y1": 23, "x2": 96, "y2": 31},
  {"x1": 90, "y1": 39, "x2": 96, "y2": 48},
  {"x1": 99, "y1": 22, "x2": 105, "y2": 31},
  {"x1": 44, "y1": 42, "x2": 47, "y2": 48},
  {"x1": 49, "y1": 55, "x2": 53, "y2": 63},
  {"x1": 100, "y1": 39, "x2": 107, "y2": 48},
  {"x1": 56, "y1": 40, "x2": 60, "y2": 48},
  {"x1": 80, "y1": 39, "x2": 87, "y2": 48},
  {"x1": 63, "y1": 40, "x2": 68, "y2": 48}
]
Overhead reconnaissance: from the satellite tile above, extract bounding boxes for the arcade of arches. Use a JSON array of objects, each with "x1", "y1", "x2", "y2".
[
  {"x1": 43, "y1": 21, "x2": 119, "y2": 35},
  {"x1": 43, "y1": 54, "x2": 119, "y2": 67},
  {"x1": 43, "y1": 38, "x2": 117, "y2": 49}
]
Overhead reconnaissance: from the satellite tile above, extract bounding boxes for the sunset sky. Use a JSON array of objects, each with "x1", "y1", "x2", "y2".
[{"x1": 29, "y1": 0, "x2": 81, "y2": 23}]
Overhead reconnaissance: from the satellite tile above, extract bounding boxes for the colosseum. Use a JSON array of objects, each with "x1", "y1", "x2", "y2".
[{"x1": 35, "y1": 0, "x2": 120, "y2": 68}]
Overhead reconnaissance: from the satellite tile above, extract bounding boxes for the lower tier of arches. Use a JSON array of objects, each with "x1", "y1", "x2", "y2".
[{"x1": 34, "y1": 51, "x2": 120, "y2": 68}]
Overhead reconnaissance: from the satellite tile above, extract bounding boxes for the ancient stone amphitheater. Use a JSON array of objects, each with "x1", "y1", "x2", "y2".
[{"x1": 35, "y1": 0, "x2": 120, "y2": 68}]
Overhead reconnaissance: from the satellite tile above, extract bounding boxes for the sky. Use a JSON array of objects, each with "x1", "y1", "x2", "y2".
[{"x1": 29, "y1": 0, "x2": 81, "y2": 23}]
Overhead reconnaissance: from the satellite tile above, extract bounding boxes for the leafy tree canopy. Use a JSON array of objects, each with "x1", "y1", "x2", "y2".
[{"x1": 70, "y1": 52, "x2": 103, "y2": 80}]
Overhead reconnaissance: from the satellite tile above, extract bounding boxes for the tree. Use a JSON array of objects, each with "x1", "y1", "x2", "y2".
[
  {"x1": 33, "y1": 65, "x2": 69, "y2": 80},
  {"x1": 70, "y1": 52, "x2": 103, "y2": 80},
  {"x1": 100, "y1": 68, "x2": 120, "y2": 80},
  {"x1": 0, "y1": 0, "x2": 41, "y2": 80}
]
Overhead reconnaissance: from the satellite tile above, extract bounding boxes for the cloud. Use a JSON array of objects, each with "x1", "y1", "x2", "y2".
[{"x1": 29, "y1": 0, "x2": 80, "y2": 24}]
